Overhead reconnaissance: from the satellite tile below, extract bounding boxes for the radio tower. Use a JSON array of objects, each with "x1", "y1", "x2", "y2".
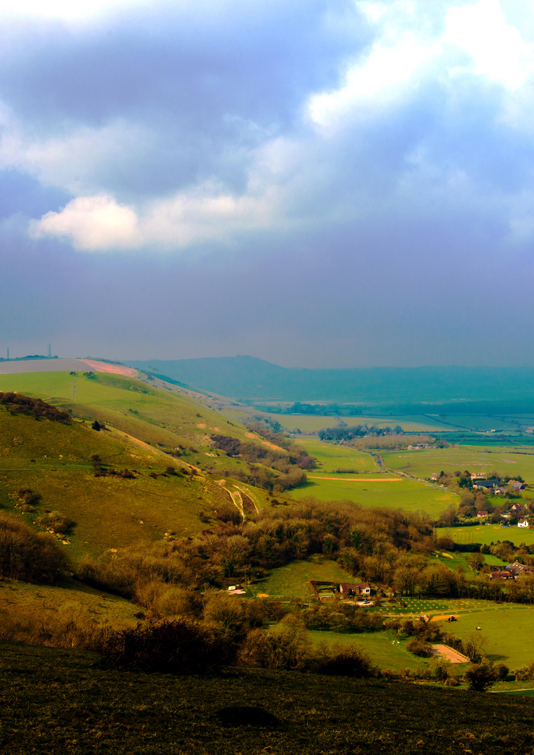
[
  {"x1": 47, "y1": 343, "x2": 51, "y2": 358},
  {"x1": 6, "y1": 347, "x2": 9, "y2": 360}
]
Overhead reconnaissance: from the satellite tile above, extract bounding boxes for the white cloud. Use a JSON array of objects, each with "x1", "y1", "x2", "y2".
[
  {"x1": 28, "y1": 180, "x2": 287, "y2": 251},
  {"x1": 445, "y1": 0, "x2": 534, "y2": 90},
  {"x1": 29, "y1": 195, "x2": 139, "y2": 251},
  {"x1": 308, "y1": 35, "x2": 440, "y2": 128}
]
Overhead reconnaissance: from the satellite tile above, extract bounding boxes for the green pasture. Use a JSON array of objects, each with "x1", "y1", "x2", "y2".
[
  {"x1": 294, "y1": 437, "x2": 377, "y2": 472},
  {"x1": 383, "y1": 445, "x2": 534, "y2": 484},
  {"x1": 252, "y1": 558, "x2": 356, "y2": 599},
  {"x1": 430, "y1": 551, "x2": 506, "y2": 571},
  {"x1": 380, "y1": 596, "x2": 504, "y2": 617},
  {"x1": 268, "y1": 414, "x2": 345, "y2": 432},
  {"x1": 270, "y1": 414, "x2": 447, "y2": 433},
  {"x1": 289, "y1": 475, "x2": 457, "y2": 517},
  {"x1": 307, "y1": 629, "x2": 430, "y2": 671},
  {"x1": 437, "y1": 525, "x2": 534, "y2": 547},
  {"x1": 448, "y1": 607, "x2": 534, "y2": 669}
]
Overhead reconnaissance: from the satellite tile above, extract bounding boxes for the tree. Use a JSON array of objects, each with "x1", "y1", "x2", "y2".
[
  {"x1": 464, "y1": 632, "x2": 487, "y2": 663},
  {"x1": 92, "y1": 420, "x2": 101, "y2": 431}
]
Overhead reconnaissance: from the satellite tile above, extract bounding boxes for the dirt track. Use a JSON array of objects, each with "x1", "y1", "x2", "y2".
[
  {"x1": 308, "y1": 476, "x2": 403, "y2": 482},
  {"x1": 432, "y1": 644, "x2": 469, "y2": 663}
]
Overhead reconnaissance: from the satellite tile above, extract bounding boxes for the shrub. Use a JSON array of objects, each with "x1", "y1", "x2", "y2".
[
  {"x1": 495, "y1": 662, "x2": 510, "y2": 681},
  {"x1": 11, "y1": 487, "x2": 41, "y2": 512},
  {"x1": 406, "y1": 637, "x2": 433, "y2": 657},
  {"x1": 0, "y1": 515, "x2": 69, "y2": 584},
  {"x1": 37, "y1": 511, "x2": 75, "y2": 535},
  {"x1": 0, "y1": 392, "x2": 70, "y2": 422},
  {"x1": 103, "y1": 618, "x2": 234, "y2": 674},
  {"x1": 464, "y1": 661, "x2": 498, "y2": 692},
  {"x1": 515, "y1": 662, "x2": 534, "y2": 681},
  {"x1": 314, "y1": 642, "x2": 376, "y2": 678},
  {"x1": 238, "y1": 623, "x2": 311, "y2": 671}
]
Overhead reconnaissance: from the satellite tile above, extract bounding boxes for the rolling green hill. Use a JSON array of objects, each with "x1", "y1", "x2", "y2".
[{"x1": 0, "y1": 371, "x2": 274, "y2": 559}]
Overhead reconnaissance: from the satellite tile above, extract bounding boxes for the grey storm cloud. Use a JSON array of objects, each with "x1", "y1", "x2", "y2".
[{"x1": 2, "y1": 0, "x2": 534, "y2": 366}]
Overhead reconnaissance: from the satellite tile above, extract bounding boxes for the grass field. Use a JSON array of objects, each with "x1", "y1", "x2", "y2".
[
  {"x1": 252, "y1": 558, "x2": 357, "y2": 599},
  {"x1": 289, "y1": 475, "x2": 457, "y2": 516},
  {"x1": 383, "y1": 445, "x2": 534, "y2": 484},
  {"x1": 447, "y1": 606, "x2": 534, "y2": 668},
  {"x1": 294, "y1": 437, "x2": 377, "y2": 472},
  {"x1": 307, "y1": 629, "x2": 431, "y2": 671},
  {"x1": 436, "y1": 524, "x2": 534, "y2": 546},
  {"x1": 268, "y1": 414, "x2": 448, "y2": 433},
  {"x1": 285, "y1": 437, "x2": 458, "y2": 515}
]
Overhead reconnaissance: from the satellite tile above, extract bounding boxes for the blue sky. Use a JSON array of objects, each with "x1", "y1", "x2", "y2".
[{"x1": 2, "y1": 0, "x2": 534, "y2": 366}]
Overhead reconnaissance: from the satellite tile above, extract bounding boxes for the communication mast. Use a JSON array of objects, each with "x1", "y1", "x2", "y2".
[
  {"x1": 47, "y1": 343, "x2": 51, "y2": 358},
  {"x1": 6, "y1": 347, "x2": 9, "y2": 360}
]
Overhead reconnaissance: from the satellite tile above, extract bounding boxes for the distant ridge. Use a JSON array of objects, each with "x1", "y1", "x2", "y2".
[{"x1": 125, "y1": 356, "x2": 534, "y2": 409}]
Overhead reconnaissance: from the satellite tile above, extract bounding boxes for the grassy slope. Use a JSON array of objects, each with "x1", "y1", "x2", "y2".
[
  {"x1": 0, "y1": 373, "x2": 274, "y2": 558},
  {"x1": 3, "y1": 642, "x2": 534, "y2": 754},
  {"x1": 0, "y1": 578, "x2": 139, "y2": 629}
]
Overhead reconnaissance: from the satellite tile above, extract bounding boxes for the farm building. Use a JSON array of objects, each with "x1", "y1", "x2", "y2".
[
  {"x1": 518, "y1": 519, "x2": 530, "y2": 528},
  {"x1": 309, "y1": 581, "x2": 372, "y2": 600},
  {"x1": 339, "y1": 582, "x2": 371, "y2": 597},
  {"x1": 473, "y1": 479, "x2": 501, "y2": 490}
]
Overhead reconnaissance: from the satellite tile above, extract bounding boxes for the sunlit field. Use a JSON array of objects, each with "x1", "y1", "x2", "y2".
[
  {"x1": 437, "y1": 525, "x2": 534, "y2": 547},
  {"x1": 383, "y1": 445, "x2": 534, "y2": 484}
]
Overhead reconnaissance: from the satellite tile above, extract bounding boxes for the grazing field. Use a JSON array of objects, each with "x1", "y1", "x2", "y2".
[
  {"x1": 293, "y1": 436, "x2": 377, "y2": 472},
  {"x1": 448, "y1": 607, "x2": 534, "y2": 669},
  {"x1": 307, "y1": 629, "x2": 431, "y2": 671},
  {"x1": 270, "y1": 414, "x2": 449, "y2": 433},
  {"x1": 436, "y1": 525, "x2": 534, "y2": 546},
  {"x1": 289, "y1": 475, "x2": 457, "y2": 516},
  {"x1": 251, "y1": 558, "x2": 356, "y2": 599},
  {"x1": 383, "y1": 445, "x2": 534, "y2": 484}
]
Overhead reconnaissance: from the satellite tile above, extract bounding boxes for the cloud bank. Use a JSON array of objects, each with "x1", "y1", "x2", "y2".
[{"x1": 3, "y1": 0, "x2": 534, "y2": 365}]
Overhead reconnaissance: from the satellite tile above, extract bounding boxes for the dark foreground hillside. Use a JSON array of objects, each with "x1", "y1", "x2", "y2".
[{"x1": 2, "y1": 642, "x2": 534, "y2": 755}]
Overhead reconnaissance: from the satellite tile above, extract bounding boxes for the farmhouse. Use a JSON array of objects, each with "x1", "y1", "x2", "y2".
[
  {"x1": 309, "y1": 580, "x2": 372, "y2": 600},
  {"x1": 339, "y1": 582, "x2": 371, "y2": 597},
  {"x1": 509, "y1": 480, "x2": 527, "y2": 491},
  {"x1": 518, "y1": 519, "x2": 530, "y2": 528},
  {"x1": 471, "y1": 472, "x2": 486, "y2": 480},
  {"x1": 490, "y1": 570, "x2": 515, "y2": 581},
  {"x1": 473, "y1": 479, "x2": 500, "y2": 490}
]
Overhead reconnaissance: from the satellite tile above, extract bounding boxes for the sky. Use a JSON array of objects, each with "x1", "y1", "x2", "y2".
[{"x1": 2, "y1": 0, "x2": 534, "y2": 367}]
